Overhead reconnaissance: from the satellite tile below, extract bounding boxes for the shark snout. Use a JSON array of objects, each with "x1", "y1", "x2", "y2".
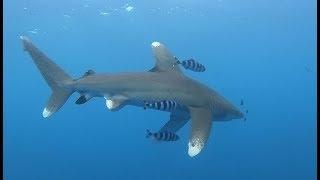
[
  {"x1": 229, "y1": 108, "x2": 245, "y2": 120},
  {"x1": 238, "y1": 111, "x2": 245, "y2": 119}
]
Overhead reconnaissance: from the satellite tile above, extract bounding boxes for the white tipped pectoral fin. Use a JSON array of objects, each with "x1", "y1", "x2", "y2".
[
  {"x1": 105, "y1": 95, "x2": 128, "y2": 111},
  {"x1": 188, "y1": 140, "x2": 203, "y2": 157},
  {"x1": 188, "y1": 107, "x2": 213, "y2": 157},
  {"x1": 150, "y1": 41, "x2": 182, "y2": 73}
]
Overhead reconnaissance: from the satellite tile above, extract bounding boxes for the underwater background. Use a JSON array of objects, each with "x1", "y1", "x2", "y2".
[{"x1": 4, "y1": 0, "x2": 317, "y2": 179}]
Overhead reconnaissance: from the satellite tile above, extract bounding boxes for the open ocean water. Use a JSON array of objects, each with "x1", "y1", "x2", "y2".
[{"x1": 3, "y1": 0, "x2": 317, "y2": 180}]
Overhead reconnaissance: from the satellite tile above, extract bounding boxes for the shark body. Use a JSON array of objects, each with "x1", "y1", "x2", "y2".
[{"x1": 21, "y1": 37, "x2": 244, "y2": 157}]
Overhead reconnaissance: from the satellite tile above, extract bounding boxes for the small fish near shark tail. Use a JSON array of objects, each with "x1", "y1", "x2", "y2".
[{"x1": 20, "y1": 36, "x2": 75, "y2": 118}]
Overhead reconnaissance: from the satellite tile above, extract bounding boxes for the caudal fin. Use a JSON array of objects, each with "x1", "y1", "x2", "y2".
[{"x1": 20, "y1": 36, "x2": 74, "y2": 118}]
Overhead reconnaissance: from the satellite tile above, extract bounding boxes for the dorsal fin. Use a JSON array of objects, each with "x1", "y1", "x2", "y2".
[{"x1": 149, "y1": 42, "x2": 182, "y2": 73}]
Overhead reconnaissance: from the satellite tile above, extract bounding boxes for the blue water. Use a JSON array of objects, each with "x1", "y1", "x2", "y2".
[{"x1": 4, "y1": 0, "x2": 317, "y2": 179}]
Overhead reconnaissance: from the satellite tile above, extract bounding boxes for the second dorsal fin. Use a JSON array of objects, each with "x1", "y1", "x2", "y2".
[
  {"x1": 83, "y1": 69, "x2": 95, "y2": 77},
  {"x1": 74, "y1": 69, "x2": 96, "y2": 81}
]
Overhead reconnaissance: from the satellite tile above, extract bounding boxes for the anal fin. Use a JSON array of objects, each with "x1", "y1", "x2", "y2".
[{"x1": 75, "y1": 94, "x2": 93, "y2": 105}]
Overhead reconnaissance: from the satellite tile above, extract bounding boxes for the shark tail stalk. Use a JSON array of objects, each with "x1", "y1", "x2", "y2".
[{"x1": 20, "y1": 36, "x2": 75, "y2": 118}]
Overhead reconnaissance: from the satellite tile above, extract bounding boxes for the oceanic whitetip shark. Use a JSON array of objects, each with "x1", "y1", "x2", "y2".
[{"x1": 20, "y1": 36, "x2": 244, "y2": 157}]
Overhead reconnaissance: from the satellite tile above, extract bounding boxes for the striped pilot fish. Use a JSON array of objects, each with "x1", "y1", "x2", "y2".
[
  {"x1": 146, "y1": 129, "x2": 180, "y2": 141},
  {"x1": 143, "y1": 100, "x2": 178, "y2": 112},
  {"x1": 175, "y1": 58, "x2": 206, "y2": 72}
]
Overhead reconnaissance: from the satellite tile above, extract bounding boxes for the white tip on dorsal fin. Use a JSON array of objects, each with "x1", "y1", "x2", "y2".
[
  {"x1": 149, "y1": 41, "x2": 182, "y2": 73},
  {"x1": 151, "y1": 42, "x2": 161, "y2": 47}
]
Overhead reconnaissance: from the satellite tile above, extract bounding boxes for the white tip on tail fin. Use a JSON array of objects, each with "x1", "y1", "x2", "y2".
[
  {"x1": 42, "y1": 108, "x2": 51, "y2": 118},
  {"x1": 42, "y1": 89, "x2": 73, "y2": 118},
  {"x1": 20, "y1": 36, "x2": 74, "y2": 118}
]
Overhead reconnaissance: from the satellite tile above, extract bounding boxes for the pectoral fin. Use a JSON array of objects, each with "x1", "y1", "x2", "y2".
[
  {"x1": 159, "y1": 110, "x2": 190, "y2": 133},
  {"x1": 188, "y1": 107, "x2": 212, "y2": 157}
]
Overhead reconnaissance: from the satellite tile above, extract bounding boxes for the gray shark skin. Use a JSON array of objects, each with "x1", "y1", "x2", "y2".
[{"x1": 20, "y1": 36, "x2": 244, "y2": 157}]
